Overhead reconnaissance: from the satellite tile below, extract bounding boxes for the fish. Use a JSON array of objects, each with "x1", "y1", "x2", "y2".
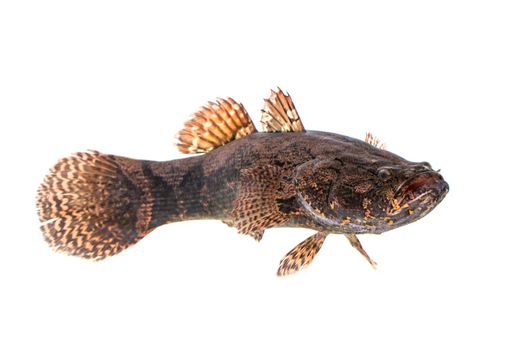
[{"x1": 36, "y1": 88, "x2": 449, "y2": 276}]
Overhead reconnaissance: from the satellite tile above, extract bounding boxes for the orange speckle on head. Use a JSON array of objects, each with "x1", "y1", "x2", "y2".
[
  {"x1": 341, "y1": 216, "x2": 352, "y2": 225},
  {"x1": 388, "y1": 220, "x2": 394, "y2": 225},
  {"x1": 392, "y1": 199, "x2": 401, "y2": 211}
]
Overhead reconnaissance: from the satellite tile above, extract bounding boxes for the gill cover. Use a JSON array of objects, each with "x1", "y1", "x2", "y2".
[{"x1": 293, "y1": 158, "x2": 342, "y2": 225}]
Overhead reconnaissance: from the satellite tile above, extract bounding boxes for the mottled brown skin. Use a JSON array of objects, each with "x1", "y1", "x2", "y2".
[
  {"x1": 37, "y1": 89, "x2": 448, "y2": 274},
  {"x1": 144, "y1": 131, "x2": 447, "y2": 235}
]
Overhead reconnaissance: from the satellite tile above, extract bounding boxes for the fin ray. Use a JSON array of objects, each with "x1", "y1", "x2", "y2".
[
  {"x1": 345, "y1": 233, "x2": 377, "y2": 268},
  {"x1": 176, "y1": 98, "x2": 257, "y2": 154},
  {"x1": 229, "y1": 165, "x2": 296, "y2": 241},
  {"x1": 36, "y1": 151, "x2": 155, "y2": 260},
  {"x1": 277, "y1": 232, "x2": 328, "y2": 276},
  {"x1": 364, "y1": 132, "x2": 386, "y2": 150},
  {"x1": 261, "y1": 88, "x2": 306, "y2": 133}
]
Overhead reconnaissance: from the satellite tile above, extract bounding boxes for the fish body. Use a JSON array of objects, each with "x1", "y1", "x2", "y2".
[{"x1": 37, "y1": 89, "x2": 448, "y2": 275}]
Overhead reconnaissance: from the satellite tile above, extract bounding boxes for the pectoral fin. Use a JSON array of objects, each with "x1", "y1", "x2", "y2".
[
  {"x1": 229, "y1": 165, "x2": 298, "y2": 241},
  {"x1": 277, "y1": 232, "x2": 328, "y2": 276}
]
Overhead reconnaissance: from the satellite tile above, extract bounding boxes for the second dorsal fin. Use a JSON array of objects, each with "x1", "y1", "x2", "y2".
[
  {"x1": 176, "y1": 97, "x2": 257, "y2": 154},
  {"x1": 261, "y1": 88, "x2": 306, "y2": 132}
]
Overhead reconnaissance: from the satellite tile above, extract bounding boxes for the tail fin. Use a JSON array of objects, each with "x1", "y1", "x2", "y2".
[{"x1": 36, "y1": 151, "x2": 155, "y2": 260}]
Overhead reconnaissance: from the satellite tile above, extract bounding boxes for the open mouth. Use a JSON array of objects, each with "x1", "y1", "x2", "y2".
[{"x1": 390, "y1": 171, "x2": 449, "y2": 216}]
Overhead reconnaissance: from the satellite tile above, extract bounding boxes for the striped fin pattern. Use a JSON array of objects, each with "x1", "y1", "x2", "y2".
[
  {"x1": 277, "y1": 232, "x2": 328, "y2": 276},
  {"x1": 36, "y1": 151, "x2": 154, "y2": 259},
  {"x1": 230, "y1": 165, "x2": 293, "y2": 241},
  {"x1": 261, "y1": 88, "x2": 306, "y2": 133},
  {"x1": 176, "y1": 98, "x2": 257, "y2": 154}
]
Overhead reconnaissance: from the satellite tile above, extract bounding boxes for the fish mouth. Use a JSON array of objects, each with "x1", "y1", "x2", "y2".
[{"x1": 391, "y1": 171, "x2": 449, "y2": 216}]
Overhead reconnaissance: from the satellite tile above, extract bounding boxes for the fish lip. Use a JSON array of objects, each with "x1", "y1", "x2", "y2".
[
  {"x1": 392, "y1": 170, "x2": 447, "y2": 215},
  {"x1": 394, "y1": 169, "x2": 435, "y2": 198}
]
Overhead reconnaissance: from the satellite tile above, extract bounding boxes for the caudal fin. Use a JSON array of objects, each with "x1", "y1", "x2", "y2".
[{"x1": 36, "y1": 151, "x2": 156, "y2": 259}]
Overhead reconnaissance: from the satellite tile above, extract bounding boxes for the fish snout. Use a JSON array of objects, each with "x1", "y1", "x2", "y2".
[
  {"x1": 404, "y1": 171, "x2": 449, "y2": 201},
  {"x1": 430, "y1": 176, "x2": 449, "y2": 199}
]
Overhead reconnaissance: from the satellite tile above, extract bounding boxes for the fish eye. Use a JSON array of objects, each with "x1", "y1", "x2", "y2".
[{"x1": 378, "y1": 168, "x2": 391, "y2": 180}]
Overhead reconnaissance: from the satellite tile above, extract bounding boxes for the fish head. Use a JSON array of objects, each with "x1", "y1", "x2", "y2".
[
  {"x1": 294, "y1": 143, "x2": 449, "y2": 233},
  {"x1": 364, "y1": 160, "x2": 449, "y2": 230}
]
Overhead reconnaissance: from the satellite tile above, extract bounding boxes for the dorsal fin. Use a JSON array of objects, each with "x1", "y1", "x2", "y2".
[
  {"x1": 364, "y1": 132, "x2": 386, "y2": 150},
  {"x1": 261, "y1": 88, "x2": 306, "y2": 132},
  {"x1": 176, "y1": 98, "x2": 257, "y2": 154}
]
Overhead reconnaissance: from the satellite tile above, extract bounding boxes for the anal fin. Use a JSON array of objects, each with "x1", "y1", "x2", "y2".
[{"x1": 176, "y1": 97, "x2": 257, "y2": 154}]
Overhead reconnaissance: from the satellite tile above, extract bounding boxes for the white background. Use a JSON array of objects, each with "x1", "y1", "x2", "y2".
[{"x1": 1, "y1": 1, "x2": 524, "y2": 349}]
